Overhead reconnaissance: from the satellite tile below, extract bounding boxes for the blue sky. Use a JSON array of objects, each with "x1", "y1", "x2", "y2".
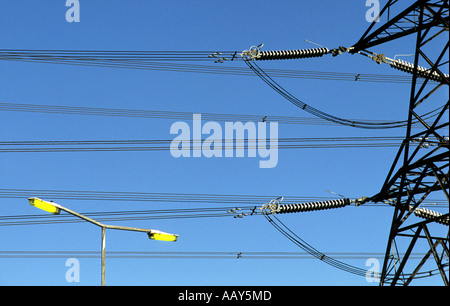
[{"x1": 0, "y1": 1, "x2": 447, "y2": 286}]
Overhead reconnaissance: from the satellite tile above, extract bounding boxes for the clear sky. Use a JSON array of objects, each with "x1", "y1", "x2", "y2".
[{"x1": 0, "y1": 1, "x2": 447, "y2": 286}]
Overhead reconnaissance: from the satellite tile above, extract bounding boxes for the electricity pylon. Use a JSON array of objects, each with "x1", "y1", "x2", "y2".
[
  {"x1": 241, "y1": 0, "x2": 448, "y2": 285},
  {"x1": 351, "y1": 0, "x2": 449, "y2": 286}
]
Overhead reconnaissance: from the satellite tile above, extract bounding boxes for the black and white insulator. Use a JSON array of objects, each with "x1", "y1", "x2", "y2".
[
  {"x1": 412, "y1": 206, "x2": 449, "y2": 226},
  {"x1": 389, "y1": 59, "x2": 449, "y2": 83},
  {"x1": 256, "y1": 47, "x2": 330, "y2": 61},
  {"x1": 273, "y1": 198, "x2": 350, "y2": 214}
]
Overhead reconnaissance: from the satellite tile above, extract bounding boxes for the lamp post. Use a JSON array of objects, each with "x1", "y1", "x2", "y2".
[{"x1": 28, "y1": 197, "x2": 178, "y2": 286}]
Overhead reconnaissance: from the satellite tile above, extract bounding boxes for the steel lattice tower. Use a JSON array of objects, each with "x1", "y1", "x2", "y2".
[{"x1": 351, "y1": 0, "x2": 449, "y2": 286}]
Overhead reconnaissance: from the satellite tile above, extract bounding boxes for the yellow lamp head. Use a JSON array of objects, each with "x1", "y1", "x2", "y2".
[
  {"x1": 148, "y1": 230, "x2": 178, "y2": 242},
  {"x1": 28, "y1": 197, "x2": 61, "y2": 215}
]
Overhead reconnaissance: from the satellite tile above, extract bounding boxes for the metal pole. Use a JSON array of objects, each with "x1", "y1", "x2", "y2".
[{"x1": 101, "y1": 226, "x2": 106, "y2": 286}]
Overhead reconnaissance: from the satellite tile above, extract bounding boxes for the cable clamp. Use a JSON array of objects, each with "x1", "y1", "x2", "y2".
[
  {"x1": 353, "y1": 196, "x2": 370, "y2": 206},
  {"x1": 331, "y1": 46, "x2": 353, "y2": 56},
  {"x1": 260, "y1": 196, "x2": 283, "y2": 214},
  {"x1": 241, "y1": 43, "x2": 264, "y2": 61}
]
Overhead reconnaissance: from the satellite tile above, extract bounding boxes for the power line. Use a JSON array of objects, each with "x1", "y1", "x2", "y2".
[
  {"x1": 244, "y1": 59, "x2": 415, "y2": 129},
  {"x1": 2, "y1": 48, "x2": 441, "y2": 85},
  {"x1": 0, "y1": 136, "x2": 441, "y2": 153},
  {"x1": 0, "y1": 188, "x2": 446, "y2": 227},
  {"x1": 0, "y1": 49, "x2": 240, "y2": 62},
  {"x1": 0, "y1": 206, "x2": 257, "y2": 226},
  {"x1": 0, "y1": 188, "x2": 446, "y2": 206},
  {"x1": 0, "y1": 188, "x2": 337, "y2": 204},
  {"x1": 240, "y1": 44, "x2": 445, "y2": 130},
  {"x1": 0, "y1": 250, "x2": 435, "y2": 260},
  {"x1": 262, "y1": 211, "x2": 448, "y2": 279},
  {"x1": 0, "y1": 136, "x2": 409, "y2": 144},
  {"x1": 0, "y1": 50, "x2": 427, "y2": 84},
  {"x1": 3, "y1": 102, "x2": 432, "y2": 127}
]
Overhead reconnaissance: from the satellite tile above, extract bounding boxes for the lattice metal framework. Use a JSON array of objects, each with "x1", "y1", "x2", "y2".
[{"x1": 352, "y1": 0, "x2": 449, "y2": 286}]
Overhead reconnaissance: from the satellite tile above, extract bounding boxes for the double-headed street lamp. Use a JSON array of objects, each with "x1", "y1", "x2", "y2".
[{"x1": 28, "y1": 197, "x2": 178, "y2": 286}]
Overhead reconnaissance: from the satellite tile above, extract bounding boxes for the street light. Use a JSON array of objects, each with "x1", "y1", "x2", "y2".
[
  {"x1": 28, "y1": 197, "x2": 61, "y2": 215},
  {"x1": 27, "y1": 197, "x2": 178, "y2": 286},
  {"x1": 148, "y1": 230, "x2": 179, "y2": 242}
]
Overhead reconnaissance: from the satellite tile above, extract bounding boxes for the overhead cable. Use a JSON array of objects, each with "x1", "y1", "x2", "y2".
[
  {"x1": 241, "y1": 48, "x2": 412, "y2": 129},
  {"x1": 0, "y1": 136, "x2": 438, "y2": 153},
  {"x1": 0, "y1": 49, "x2": 434, "y2": 84},
  {"x1": 0, "y1": 250, "x2": 433, "y2": 260},
  {"x1": 0, "y1": 188, "x2": 337, "y2": 205},
  {"x1": 356, "y1": 49, "x2": 449, "y2": 84},
  {"x1": 0, "y1": 49, "x2": 241, "y2": 62},
  {"x1": 240, "y1": 44, "x2": 447, "y2": 129},
  {"x1": 0, "y1": 188, "x2": 446, "y2": 207},
  {"x1": 1, "y1": 102, "x2": 441, "y2": 127},
  {"x1": 259, "y1": 197, "x2": 447, "y2": 279},
  {"x1": 243, "y1": 58, "x2": 447, "y2": 129},
  {"x1": 0, "y1": 206, "x2": 259, "y2": 227}
]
